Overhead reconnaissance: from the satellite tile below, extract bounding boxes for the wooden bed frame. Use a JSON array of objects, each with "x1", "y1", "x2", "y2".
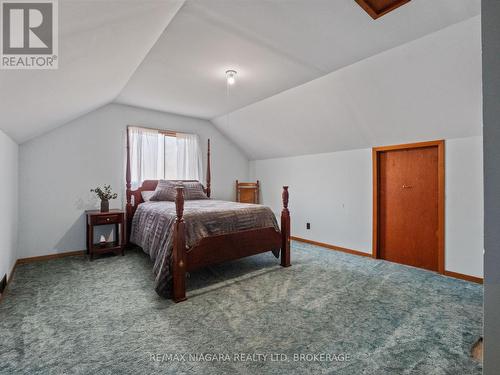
[{"x1": 125, "y1": 128, "x2": 291, "y2": 302}]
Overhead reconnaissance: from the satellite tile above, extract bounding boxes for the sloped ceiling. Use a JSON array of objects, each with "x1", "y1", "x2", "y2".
[
  {"x1": 0, "y1": 0, "x2": 184, "y2": 143},
  {"x1": 0, "y1": 0, "x2": 481, "y2": 147},
  {"x1": 116, "y1": 0, "x2": 479, "y2": 119},
  {"x1": 213, "y1": 16, "x2": 482, "y2": 160}
]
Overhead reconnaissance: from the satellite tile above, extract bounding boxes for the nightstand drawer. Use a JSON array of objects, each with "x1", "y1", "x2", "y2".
[{"x1": 91, "y1": 214, "x2": 121, "y2": 225}]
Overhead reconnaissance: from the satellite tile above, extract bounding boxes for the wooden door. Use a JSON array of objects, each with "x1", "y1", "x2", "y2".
[{"x1": 374, "y1": 141, "x2": 444, "y2": 272}]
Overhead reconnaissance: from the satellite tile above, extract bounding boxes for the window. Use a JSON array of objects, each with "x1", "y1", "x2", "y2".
[
  {"x1": 162, "y1": 134, "x2": 178, "y2": 179},
  {"x1": 128, "y1": 126, "x2": 203, "y2": 188}
]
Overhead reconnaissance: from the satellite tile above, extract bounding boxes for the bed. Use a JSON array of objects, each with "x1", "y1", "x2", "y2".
[{"x1": 125, "y1": 133, "x2": 291, "y2": 302}]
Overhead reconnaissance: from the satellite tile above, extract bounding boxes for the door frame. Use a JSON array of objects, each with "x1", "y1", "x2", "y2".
[{"x1": 372, "y1": 140, "x2": 445, "y2": 274}]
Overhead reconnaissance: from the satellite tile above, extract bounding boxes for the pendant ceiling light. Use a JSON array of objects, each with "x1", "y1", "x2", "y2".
[{"x1": 225, "y1": 70, "x2": 237, "y2": 85}]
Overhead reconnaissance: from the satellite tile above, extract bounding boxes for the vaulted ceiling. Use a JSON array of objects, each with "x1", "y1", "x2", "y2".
[
  {"x1": 0, "y1": 0, "x2": 184, "y2": 143},
  {"x1": 0, "y1": 0, "x2": 481, "y2": 154},
  {"x1": 116, "y1": 0, "x2": 479, "y2": 119},
  {"x1": 213, "y1": 16, "x2": 482, "y2": 159}
]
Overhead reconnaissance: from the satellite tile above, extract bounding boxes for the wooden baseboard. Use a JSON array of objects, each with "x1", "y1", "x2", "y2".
[
  {"x1": 17, "y1": 250, "x2": 86, "y2": 265},
  {"x1": 291, "y1": 236, "x2": 372, "y2": 258},
  {"x1": 444, "y1": 270, "x2": 483, "y2": 284}
]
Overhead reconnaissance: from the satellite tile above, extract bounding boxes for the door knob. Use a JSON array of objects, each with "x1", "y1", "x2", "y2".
[{"x1": 402, "y1": 184, "x2": 413, "y2": 189}]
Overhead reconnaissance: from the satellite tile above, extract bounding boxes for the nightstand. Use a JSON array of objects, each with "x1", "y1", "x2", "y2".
[{"x1": 86, "y1": 209, "x2": 125, "y2": 261}]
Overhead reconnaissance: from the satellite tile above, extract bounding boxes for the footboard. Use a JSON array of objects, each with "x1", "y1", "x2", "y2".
[
  {"x1": 172, "y1": 186, "x2": 291, "y2": 302},
  {"x1": 186, "y1": 227, "x2": 282, "y2": 271}
]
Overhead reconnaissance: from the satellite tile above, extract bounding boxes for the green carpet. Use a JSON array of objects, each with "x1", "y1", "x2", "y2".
[{"x1": 0, "y1": 241, "x2": 482, "y2": 374}]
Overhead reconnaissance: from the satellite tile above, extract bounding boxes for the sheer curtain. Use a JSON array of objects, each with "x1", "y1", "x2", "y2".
[
  {"x1": 129, "y1": 126, "x2": 160, "y2": 189},
  {"x1": 176, "y1": 132, "x2": 203, "y2": 180},
  {"x1": 129, "y1": 127, "x2": 204, "y2": 186}
]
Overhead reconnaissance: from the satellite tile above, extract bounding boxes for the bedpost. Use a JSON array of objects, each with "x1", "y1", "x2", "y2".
[
  {"x1": 125, "y1": 126, "x2": 132, "y2": 245},
  {"x1": 172, "y1": 186, "x2": 187, "y2": 302},
  {"x1": 281, "y1": 186, "x2": 291, "y2": 267},
  {"x1": 206, "y1": 139, "x2": 211, "y2": 198}
]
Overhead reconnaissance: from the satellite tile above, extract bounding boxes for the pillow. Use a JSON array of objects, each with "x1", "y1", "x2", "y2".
[
  {"x1": 150, "y1": 180, "x2": 181, "y2": 201},
  {"x1": 140, "y1": 191, "x2": 154, "y2": 202},
  {"x1": 182, "y1": 181, "x2": 208, "y2": 200}
]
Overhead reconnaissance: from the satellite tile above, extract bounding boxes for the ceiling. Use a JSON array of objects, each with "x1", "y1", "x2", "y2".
[
  {"x1": 116, "y1": 0, "x2": 479, "y2": 119},
  {"x1": 213, "y1": 16, "x2": 482, "y2": 160},
  {"x1": 0, "y1": 0, "x2": 184, "y2": 143},
  {"x1": 0, "y1": 0, "x2": 480, "y2": 145}
]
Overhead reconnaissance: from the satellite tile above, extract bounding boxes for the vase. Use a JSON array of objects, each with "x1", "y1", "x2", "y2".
[{"x1": 100, "y1": 200, "x2": 109, "y2": 212}]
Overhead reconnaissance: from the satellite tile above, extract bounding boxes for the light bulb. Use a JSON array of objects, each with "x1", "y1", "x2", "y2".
[{"x1": 226, "y1": 70, "x2": 237, "y2": 85}]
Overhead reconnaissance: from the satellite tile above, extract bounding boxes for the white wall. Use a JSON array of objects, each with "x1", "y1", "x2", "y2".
[
  {"x1": 19, "y1": 103, "x2": 249, "y2": 258},
  {"x1": 0, "y1": 130, "x2": 18, "y2": 279},
  {"x1": 251, "y1": 136, "x2": 484, "y2": 277},
  {"x1": 250, "y1": 148, "x2": 373, "y2": 254}
]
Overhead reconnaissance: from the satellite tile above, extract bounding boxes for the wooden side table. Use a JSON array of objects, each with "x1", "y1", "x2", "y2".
[{"x1": 86, "y1": 209, "x2": 125, "y2": 261}]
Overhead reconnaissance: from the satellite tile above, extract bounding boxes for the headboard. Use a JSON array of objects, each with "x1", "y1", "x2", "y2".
[{"x1": 125, "y1": 126, "x2": 211, "y2": 228}]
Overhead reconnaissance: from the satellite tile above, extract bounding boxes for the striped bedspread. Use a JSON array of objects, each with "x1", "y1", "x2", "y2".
[{"x1": 130, "y1": 200, "x2": 280, "y2": 297}]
